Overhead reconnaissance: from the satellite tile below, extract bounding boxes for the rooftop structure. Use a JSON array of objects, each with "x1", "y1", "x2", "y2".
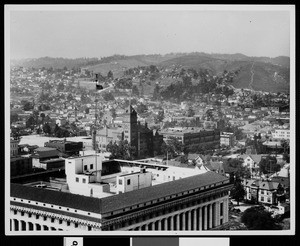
[{"x1": 10, "y1": 156, "x2": 232, "y2": 232}]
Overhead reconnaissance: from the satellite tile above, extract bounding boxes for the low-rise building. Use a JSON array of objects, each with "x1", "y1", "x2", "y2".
[
  {"x1": 272, "y1": 129, "x2": 290, "y2": 140},
  {"x1": 160, "y1": 127, "x2": 220, "y2": 150},
  {"x1": 30, "y1": 147, "x2": 62, "y2": 169},
  {"x1": 44, "y1": 140, "x2": 83, "y2": 157},
  {"x1": 220, "y1": 132, "x2": 235, "y2": 147},
  {"x1": 10, "y1": 156, "x2": 32, "y2": 177}
]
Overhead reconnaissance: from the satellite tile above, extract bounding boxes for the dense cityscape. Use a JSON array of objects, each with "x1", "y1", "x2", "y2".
[{"x1": 9, "y1": 53, "x2": 291, "y2": 232}]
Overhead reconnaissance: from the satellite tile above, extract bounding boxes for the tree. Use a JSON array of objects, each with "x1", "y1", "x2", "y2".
[
  {"x1": 162, "y1": 137, "x2": 185, "y2": 158},
  {"x1": 43, "y1": 122, "x2": 51, "y2": 135},
  {"x1": 282, "y1": 152, "x2": 290, "y2": 163},
  {"x1": 67, "y1": 93, "x2": 74, "y2": 101},
  {"x1": 110, "y1": 108, "x2": 117, "y2": 119},
  {"x1": 230, "y1": 179, "x2": 245, "y2": 205},
  {"x1": 103, "y1": 92, "x2": 115, "y2": 101},
  {"x1": 152, "y1": 84, "x2": 160, "y2": 100},
  {"x1": 136, "y1": 103, "x2": 148, "y2": 114},
  {"x1": 132, "y1": 85, "x2": 139, "y2": 97},
  {"x1": 187, "y1": 107, "x2": 195, "y2": 117},
  {"x1": 57, "y1": 82, "x2": 65, "y2": 91},
  {"x1": 26, "y1": 116, "x2": 36, "y2": 129},
  {"x1": 154, "y1": 110, "x2": 164, "y2": 124},
  {"x1": 259, "y1": 156, "x2": 281, "y2": 175},
  {"x1": 241, "y1": 206, "x2": 282, "y2": 230},
  {"x1": 39, "y1": 91, "x2": 51, "y2": 102},
  {"x1": 81, "y1": 92, "x2": 89, "y2": 104},
  {"x1": 11, "y1": 113, "x2": 19, "y2": 123},
  {"x1": 40, "y1": 113, "x2": 46, "y2": 124},
  {"x1": 222, "y1": 86, "x2": 234, "y2": 100},
  {"x1": 38, "y1": 104, "x2": 50, "y2": 111},
  {"x1": 107, "y1": 70, "x2": 114, "y2": 79},
  {"x1": 227, "y1": 158, "x2": 251, "y2": 180},
  {"x1": 106, "y1": 140, "x2": 135, "y2": 160},
  {"x1": 22, "y1": 100, "x2": 34, "y2": 111}
]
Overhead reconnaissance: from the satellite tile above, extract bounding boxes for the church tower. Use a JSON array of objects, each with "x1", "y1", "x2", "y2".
[{"x1": 122, "y1": 105, "x2": 138, "y2": 152}]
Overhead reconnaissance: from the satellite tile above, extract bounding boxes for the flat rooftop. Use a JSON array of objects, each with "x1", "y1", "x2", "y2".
[{"x1": 11, "y1": 171, "x2": 230, "y2": 214}]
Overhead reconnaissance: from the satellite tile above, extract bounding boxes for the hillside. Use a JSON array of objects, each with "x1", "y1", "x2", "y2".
[
  {"x1": 158, "y1": 54, "x2": 290, "y2": 93},
  {"x1": 82, "y1": 54, "x2": 182, "y2": 78},
  {"x1": 11, "y1": 52, "x2": 290, "y2": 93}
]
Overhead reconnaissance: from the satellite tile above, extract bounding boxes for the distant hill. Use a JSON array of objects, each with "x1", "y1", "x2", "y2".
[
  {"x1": 157, "y1": 54, "x2": 290, "y2": 93},
  {"x1": 10, "y1": 57, "x2": 101, "y2": 69},
  {"x1": 11, "y1": 52, "x2": 290, "y2": 93}
]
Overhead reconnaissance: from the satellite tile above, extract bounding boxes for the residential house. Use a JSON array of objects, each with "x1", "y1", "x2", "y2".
[
  {"x1": 240, "y1": 154, "x2": 264, "y2": 177},
  {"x1": 243, "y1": 179, "x2": 284, "y2": 205}
]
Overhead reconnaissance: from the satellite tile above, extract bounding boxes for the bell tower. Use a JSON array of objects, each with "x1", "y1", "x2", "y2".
[{"x1": 123, "y1": 105, "x2": 138, "y2": 151}]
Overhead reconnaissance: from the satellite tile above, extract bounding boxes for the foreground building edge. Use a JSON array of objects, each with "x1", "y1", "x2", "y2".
[{"x1": 9, "y1": 171, "x2": 232, "y2": 231}]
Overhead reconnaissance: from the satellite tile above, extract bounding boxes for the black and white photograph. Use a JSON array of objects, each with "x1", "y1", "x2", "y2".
[{"x1": 5, "y1": 4, "x2": 295, "y2": 236}]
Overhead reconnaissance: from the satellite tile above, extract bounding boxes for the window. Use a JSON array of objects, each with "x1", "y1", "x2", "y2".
[
  {"x1": 261, "y1": 197, "x2": 264, "y2": 202},
  {"x1": 84, "y1": 165, "x2": 87, "y2": 171},
  {"x1": 127, "y1": 179, "x2": 131, "y2": 185},
  {"x1": 75, "y1": 223, "x2": 78, "y2": 228},
  {"x1": 59, "y1": 219, "x2": 62, "y2": 224},
  {"x1": 36, "y1": 215, "x2": 39, "y2": 219},
  {"x1": 83, "y1": 179, "x2": 86, "y2": 183},
  {"x1": 90, "y1": 164, "x2": 94, "y2": 169},
  {"x1": 67, "y1": 221, "x2": 70, "y2": 226},
  {"x1": 119, "y1": 179, "x2": 123, "y2": 185},
  {"x1": 76, "y1": 177, "x2": 79, "y2": 182},
  {"x1": 51, "y1": 218, "x2": 55, "y2": 223}
]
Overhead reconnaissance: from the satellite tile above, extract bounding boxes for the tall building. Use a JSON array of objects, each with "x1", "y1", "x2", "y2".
[
  {"x1": 95, "y1": 105, "x2": 163, "y2": 158},
  {"x1": 123, "y1": 105, "x2": 138, "y2": 150},
  {"x1": 10, "y1": 158, "x2": 232, "y2": 232}
]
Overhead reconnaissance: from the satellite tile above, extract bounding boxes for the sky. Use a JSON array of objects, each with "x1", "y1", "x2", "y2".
[{"x1": 8, "y1": 6, "x2": 292, "y2": 59}]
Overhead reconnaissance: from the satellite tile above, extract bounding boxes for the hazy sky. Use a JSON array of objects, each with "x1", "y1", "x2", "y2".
[{"x1": 8, "y1": 7, "x2": 292, "y2": 59}]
